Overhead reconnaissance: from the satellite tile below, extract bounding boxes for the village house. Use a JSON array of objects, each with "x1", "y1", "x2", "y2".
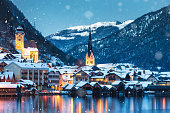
[
  {"x1": 105, "y1": 72, "x2": 125, "y2": 84},
  {"x1": 48, "y1": 70, "x2": 61, "y2": 90},
  {"x1": 4, "y1": 62, "x2": 49, "y2": 90},
  {"x1": 73, "y1": 70, "x2": 90, "y2": 84},
  {"x1": 0, "y1": 82, "x2": 22, "y2": 96},
  {"x1": 89, "y1": 70, "x2": 108, "y2": 84},
  {"x1": 58, "y1": 67, "x2": 78, "y2": 87}
]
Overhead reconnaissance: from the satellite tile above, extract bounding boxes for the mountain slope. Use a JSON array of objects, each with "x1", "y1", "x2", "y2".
[
  {"x1": 0, "y1": 0, "x2": 76, "y2": 65},
  {"x1": 68, "y1": 5, "x2": 170, "y2": 70},
  {"x1": 46, "y1": 20, "x2": 133, "y2": 52}
]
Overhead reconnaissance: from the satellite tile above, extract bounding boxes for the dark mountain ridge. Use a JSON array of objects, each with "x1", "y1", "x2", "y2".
[
  {"x1": 0, "y1": 0, "x2": 76, "y2": 65},
  {"x1": 68, "y1": 5, "x2": 170, "y2": 70}
]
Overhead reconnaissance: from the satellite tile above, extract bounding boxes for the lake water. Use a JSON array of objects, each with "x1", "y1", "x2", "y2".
[{"x1": 0, "y1": 95, "x2": 170, "y2": 113}]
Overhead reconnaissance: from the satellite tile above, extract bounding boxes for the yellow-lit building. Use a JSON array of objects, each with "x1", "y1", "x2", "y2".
[
  {"x1": 15, "y1": 26, "x2": 24, "y2": 51},
  {"x1": 15, "y1": 26, "x2": 39, "y2": 63},
  {"x1": 86, "y1": 28, "x2": 95, "y2": 66}
]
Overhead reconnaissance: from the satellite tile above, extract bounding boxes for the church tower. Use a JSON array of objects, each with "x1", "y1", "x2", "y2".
[
  {"x1": 86, "y1": 28, "x2": 95, "y2": 66},
  {"x1": 15, "y1": 26, "x2": 24, "y2": 53}
]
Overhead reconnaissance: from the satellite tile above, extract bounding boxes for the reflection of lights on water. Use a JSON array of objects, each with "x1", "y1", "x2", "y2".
[
  {"x1": 71, "y1": 98, "x2": 73, "y2": 113},
  {"x1": 162, "y1": 97, "x2": 166, "y2": 110},
  {"x1": 97, "y1": 99, "x2": 103, "y2": 113},
  {"x1": 105, "y1": 99, "x2": 108, "y2": 113},
  {"x1": 76, "y1": 102, "x2": 81, "y2": 113},
  {"x1": 130, "y1": 98, "x2": 133, "y2": 111},
  {"x1": 154, "y1": 97, "x2": 156, "y2": 110}
]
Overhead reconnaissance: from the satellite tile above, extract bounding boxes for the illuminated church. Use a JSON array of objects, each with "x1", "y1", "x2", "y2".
[
  {"x1": 15, "y1": 26, "x2": 39, "y2": 63},
  {"x1": 86, "y1": 28, "x2": 95, "y2": 66}
]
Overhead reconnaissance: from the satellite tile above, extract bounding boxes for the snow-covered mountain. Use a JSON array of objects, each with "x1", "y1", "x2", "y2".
[
  {"x1": 68, "y1": 5, "x2": 170, "y2": 71},
  {"x1": 46, "y1": 20, "x2": 133, "y2": 52}
]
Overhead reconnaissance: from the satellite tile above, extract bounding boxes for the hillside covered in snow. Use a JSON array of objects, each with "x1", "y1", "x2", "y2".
[
  {"x1": 0, "y1": 0, "x2": 76, "y2": 65},
  {"x1": 68, "y1": 5, "x2": 170, "y2": 71},
  {"x1": 46, "y1": 5, "x2": 170, "y2": 71},
  {"x1": 46, "y1": 20, "x2": 133, "y2": 52}
]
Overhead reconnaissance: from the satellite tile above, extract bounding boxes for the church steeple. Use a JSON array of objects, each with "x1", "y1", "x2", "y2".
[
  {"x1": 87, "y1": 27, "x2": 93, "y2": 57},
  {"x1": 86, "y1": 27, "x2": 95, "y2": 66}
]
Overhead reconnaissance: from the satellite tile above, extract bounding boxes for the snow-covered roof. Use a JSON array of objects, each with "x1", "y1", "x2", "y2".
[
  {"x1": 160, "y1": 72, "x2": 170, "y2": 77},
  {"x1": 90, "y1": 82, "x2": 98, "y2": 86},
  {"x1": 18, "y1": 79, "x2": 34, "y2": 85},
  {"x1": 139, "y1": 75, "x2": 151, "y2": 80},
  {"x1": 58, "y1": 68, "x2": 77, "y2": 74},
  {"x1": 0, "y1": 53, "x2": 18, "y2": 60},
  {"x1": 6, "y1": 62, "x2": 49, "y2": 70},
  {"x1": 65, "y1": 84, "x2": 75, "y2": 90},
  {"x1": 62, "y1": 84, "x2": 69, "y2": 89},
  {"x1": 138, "y1": 81, "x2": 152, "y2": 88},
  {"x1": 109, "y1": 71, "x2": 127, "y2": 79},
  {"x1": 75, "y1": 81, "x2": 88, "y2": 87},
  {"x1": 97, "y1": 63, "x2": 114, "y2": 69},
  {"x1": 125, "y1": 86, "x2": 133, "y2": 89},
  {"x1": 16, "y1": 26, "x2": 23, "y2": 30},
  {"x1": 101, "y1": 85, "x2": 113, "y2": 89},
  {"x1": 125, "y1": 81, "x2": 138, "y2": 86},
  {"x1": 0, "y1": 60, "x2": 14, "y2": 65},
  {"x1": 62, "y1": 75, "x2": 73, "y2": 81},
  {"x1": 91, "y1": 75, "x2": 105, "y2": 79},
  {"x1": 0, "y1": 82, "x2": 21, "y2": 88},
  {"x1": 80, "y1": 66, "x2": 93, "y2": 71},
  {"x1": 112, "y1": 81, "x2": 123, "y2": 85}
]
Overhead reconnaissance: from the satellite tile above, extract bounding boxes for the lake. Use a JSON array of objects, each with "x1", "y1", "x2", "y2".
[{"x1": 0, "y1": 95, "x2": 170, "y2": 113}]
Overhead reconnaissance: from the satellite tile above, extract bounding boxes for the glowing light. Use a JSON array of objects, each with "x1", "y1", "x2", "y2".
[
  {"x1": 154, "y1": 97, "x2": 156, "y2": 110},
  {"x1": 97, "y1": 99, "x2": 103, "y2": 113},
  {"x1": 162, "y1": 97, "x2": 166, "y2": 110},
  {"x1": 76, "y1": 102, "x2": 81, "y2": 113}
]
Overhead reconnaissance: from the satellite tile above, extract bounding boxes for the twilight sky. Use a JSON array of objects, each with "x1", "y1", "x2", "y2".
[{"x1": 11, "y1": 0, "x2": 169, "y2": 36}]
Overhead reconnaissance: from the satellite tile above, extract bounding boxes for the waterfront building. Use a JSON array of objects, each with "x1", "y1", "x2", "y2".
[
  {"x1": 58, "y1": 67, "x2": 78, "y2": 87},
  {"x1": 73, "y1": 70, "x2": 90, "y2": 84},
  {"x1": 4, "y1": 62, "x2": 49, "y2": 90},
  {"x1": 48, "y1": 70, "x2": 61, "y2": 90},
  {"x1": 0, "y1": 82, "x2": 21, "y2": 96}
]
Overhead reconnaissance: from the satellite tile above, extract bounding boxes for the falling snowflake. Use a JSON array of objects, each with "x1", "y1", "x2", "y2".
[
  {"x1": 84, "y1": 11, "x2": 93, "y2": 19},
  {"x1": 118, "y1": 2, "x2": 123, "y2": 7},
  {"x1": 5, "y1": 20, "x2": 7, "y2": 23},
  {"x1": 65, "y1": 5, "x2": 71, "y2": 10},
  {"x1": 155, "y1": 51, "x2": 163, "y2": 60}
]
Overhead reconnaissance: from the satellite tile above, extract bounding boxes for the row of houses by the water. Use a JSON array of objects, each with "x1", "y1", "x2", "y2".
[{"x1": 0, "y1": 26, "x2": 169, "y2": 96}]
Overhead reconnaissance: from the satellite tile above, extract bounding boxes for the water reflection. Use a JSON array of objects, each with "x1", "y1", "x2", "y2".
[{"x1": 0, "y1": 95, "x2": 170, "y2": 113}]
